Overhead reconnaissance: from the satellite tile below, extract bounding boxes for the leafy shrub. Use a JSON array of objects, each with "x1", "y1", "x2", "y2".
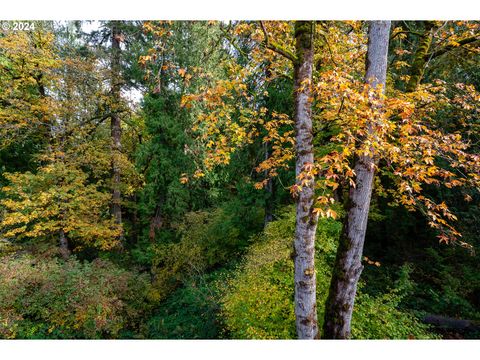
[
  {"x1": 150, "y1": 204, "x2": 263, "y2": 301},
  {"x1": 220, "y1": 207, "x2": 338, "y2": 339},
  {"x1": 352, "y1": 265, "x2": 439, "y2": 339},
  {"x1": 0, "y1": 165, "x2": 121, "y2": 251},
  {"x1": 0, "y1": 255, "x2": 151, "y2": 339},
  {"x1": 220, "y1": 208, "x2": 438, "y2": 339},
  {"x1": 402, "y1": 247, "x2": 480, "y2": 321},
  {"x1": 147, "y1": 270, "x2": 227, "y2": 339},
  {"x1": 0, "y1": 238, "x2": 21, "y2": 257}
]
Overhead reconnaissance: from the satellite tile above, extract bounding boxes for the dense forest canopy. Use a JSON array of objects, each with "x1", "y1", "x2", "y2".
[{"x1": 0, "y1": 20, "x2": 479, "y2": 340}]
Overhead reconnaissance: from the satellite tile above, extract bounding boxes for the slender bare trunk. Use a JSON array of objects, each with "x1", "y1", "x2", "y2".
[
  {"x1": 149, "y1": 204, "x2": 163, "y2": 242},
  {"x1": 323, "y1": 21, "x2": 391, "y2": 339},
  {"x1": 58, "y1": 153, "x2": 69, "y2": 260},
  {"x1": 293, "y1": 21, "x2": 319, "y2": 340},
  {"x1": 263, "y1": 63, "x2": 274, "y2": 227},
  {"x1": 264, "y1": 141, "x2": 274, "y2": 226},
  {"x1": 59, "y1": 229, "x2": 70, "y2": 260},
  {"x1": 111, "y1": 22, "x2": 123, "y2": 241}
]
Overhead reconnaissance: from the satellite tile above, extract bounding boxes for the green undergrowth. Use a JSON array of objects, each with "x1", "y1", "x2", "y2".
[
  {"x1": 0, "y1": 254, "x2": 151, "y2": 339},
  {"x1": 219, "y1": 207, "x2": 439, "y2": 339}
]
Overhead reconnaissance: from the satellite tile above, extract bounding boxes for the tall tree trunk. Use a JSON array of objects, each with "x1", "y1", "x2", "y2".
[
  {"x1": 406, "y1": 21, "x2": 436, "y2": 92},
  {"x1": 264, "y1": 141, "x2": 274, "y2": 226},
  {"x1": 58, "y1": 141, "x2": 69, "y2": 260},
  {"x1": 149, "y1": 203, "x2": 164, "y2": 242},
  {"x1": 263, "y1": 62, "x2": 274, "y2": 227},
  {"x1": 323, "y1": 21, "x2": 391, "y2": 339},
  {"x1": 110, "y1": 21, "x2": 123, "y2": 241},
  {"x1": 292, "y1": 20, "x2": 319, "y2": 340},
  {"x1": 59, "y1": 229, "x2": 70, "y2": 260},
  {"x1": 40, "y1": 60, "x2": 70, "y2": 259}
]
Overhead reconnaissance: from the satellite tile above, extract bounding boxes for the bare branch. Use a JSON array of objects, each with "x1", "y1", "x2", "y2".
[{"x1": 426, "y1": 35, "x2": 480, "y2": 60}]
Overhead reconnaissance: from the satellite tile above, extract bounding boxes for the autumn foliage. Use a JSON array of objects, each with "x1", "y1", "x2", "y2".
[{"x1": 0, "y1": 20, "x2": 479, "y2": 340}]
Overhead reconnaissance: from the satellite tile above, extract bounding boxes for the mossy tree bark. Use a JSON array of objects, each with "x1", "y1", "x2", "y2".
[
  {"x1": 405, "y1": 21, "x2": 479, "y2": 92},
  {"x1": 292, "y1": 21, "x2": 319, "y2": 340},
  {"x1": 323, "y1": 21, "x2": 391, "y2": 339},
  {"x1": 259, "y1": 21, "x2": 319, "y2": 338},
  {"x1": 405, "y1": 21, "x2": 436, "y2": 92}
]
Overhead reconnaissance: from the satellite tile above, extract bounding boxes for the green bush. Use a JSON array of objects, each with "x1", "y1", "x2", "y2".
[
  {"x1": 147, "y1": 270, "x2": 227, "y2": 339},
  {"x1": 220, "y1": 208, "x2": 337, "y2": 339},
  {"x1": 150, "y1": 204, "x2": 263, "y2": 301},
  {"x1": 402, "y1": 247, "x2": 480, "y2": 322},
  {"x1": 0, "y1": 255, "x2": 151, "y2": 339},
  {"x1": 352, "y1": 265, "x2": 439, "y2": 339},
  {"x1": 0, "y1": 238, "x2": 21, "y2": 257},
  {"x1": 220, "y1": 208, "x2": 438, "y2": 339}
]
